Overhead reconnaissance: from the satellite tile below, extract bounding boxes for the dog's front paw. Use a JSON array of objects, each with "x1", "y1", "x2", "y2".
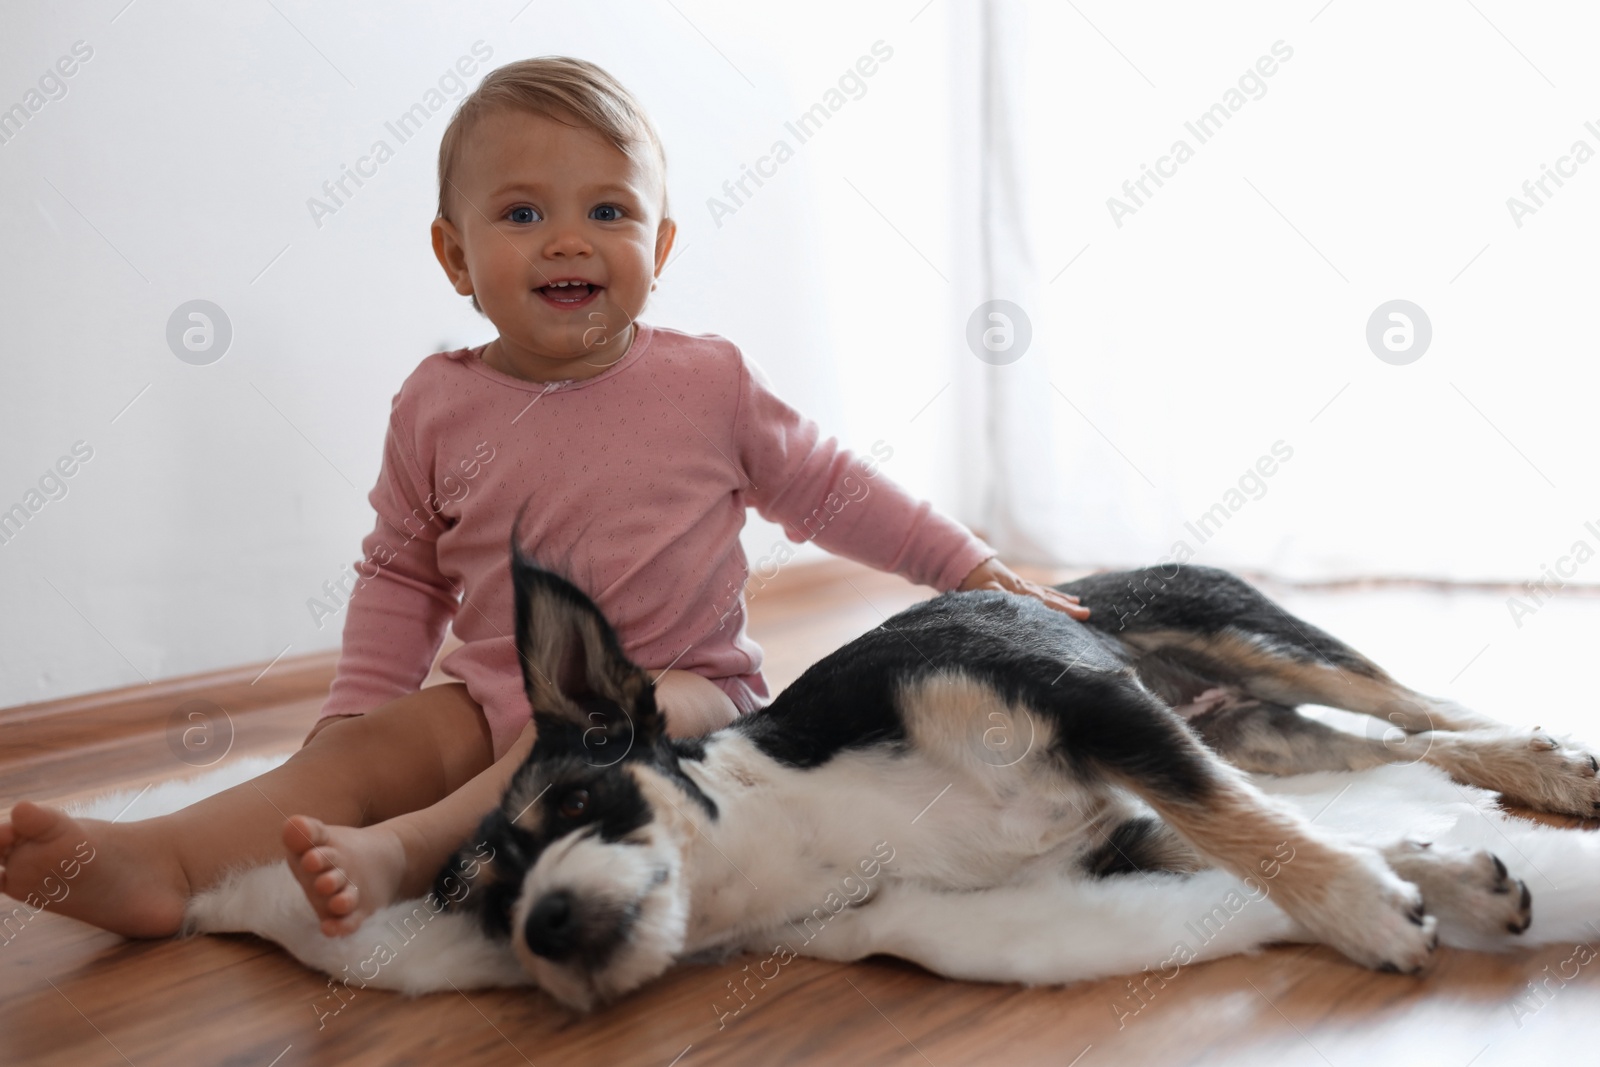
[
  {"x1": 1382, "y1": 839, "x2": 1532, "y2": 938},
  {"x1": 1291, "y1": 849, "x2": 1438, "y2": 974}
]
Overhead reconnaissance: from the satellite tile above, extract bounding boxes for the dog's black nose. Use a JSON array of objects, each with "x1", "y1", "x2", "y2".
[{"x1": 524, "y1": 890, "x2": 579, "y2": 960}]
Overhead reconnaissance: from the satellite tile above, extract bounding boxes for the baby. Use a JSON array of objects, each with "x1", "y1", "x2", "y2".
[{"x1": 0, "y1": 56, "x2": 1086, "y2": 939}]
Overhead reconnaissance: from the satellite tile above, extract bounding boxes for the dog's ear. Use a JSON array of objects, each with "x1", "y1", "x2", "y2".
[{"x1": 510, "y1": 525, "x2": 661, "y2": 754}]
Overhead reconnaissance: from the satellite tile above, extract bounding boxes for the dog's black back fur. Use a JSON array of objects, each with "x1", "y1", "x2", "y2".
[
  {"x1": 1061, "y1": 564, "x2": 1380, "y2": 677},
  {"x1": 735, "y1": 588, "x2": 1219, "y2": 804},
  {"x1": 733, "y1": 589, "x2": 1117, "y2": 768}
]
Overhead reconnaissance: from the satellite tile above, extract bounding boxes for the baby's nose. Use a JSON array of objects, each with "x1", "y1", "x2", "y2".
[{"x1": 543, "y1": 228, "x2": 591, "y2": 256}]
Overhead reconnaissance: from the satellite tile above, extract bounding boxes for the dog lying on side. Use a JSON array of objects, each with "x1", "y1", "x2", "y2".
[{"x1": 438, "y1": 549, "x2": 1600, "y2": 1010}]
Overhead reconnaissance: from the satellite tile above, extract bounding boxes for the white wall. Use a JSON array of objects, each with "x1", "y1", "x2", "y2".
[
  {"x1": 0, "y1": 1, "x2": 963, "y2": 706},
  {"x1": 16, "y1": 0, "x2": 1591, "y2": 710},
  {"x1": 1011, "y1": 1, "x2": 1600, "y2": 581}
]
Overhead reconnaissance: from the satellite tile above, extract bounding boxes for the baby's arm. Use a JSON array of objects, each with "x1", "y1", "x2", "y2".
[
  {"x1": 315, "y1": 517, "x2": 460, "y2": 741},
  {"x1": 733, "y1": 355, "x2": 1088, "y2": 618},
  {"x1": 316, "y1": 411, "x2": 460, "y2": 738}
]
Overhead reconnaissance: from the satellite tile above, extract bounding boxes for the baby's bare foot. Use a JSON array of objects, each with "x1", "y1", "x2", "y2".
[
  {"x1": 0, "y1": 801, "x2": 189, "y2": 938},
  {"x1": 282, "y1": 815, "x2": 407, "y2": 937}
]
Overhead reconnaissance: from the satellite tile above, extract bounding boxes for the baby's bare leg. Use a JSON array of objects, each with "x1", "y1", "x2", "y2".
[
  {"x1": 285, "y1": 669, "x2": 738, "y2": 934},
  {"x1": 0, "y1": 683, "x2": 494, "y2": 938},
  {"x1": 655, "y1": 668, "x2": 740, "y2": 737},
  {"x1": 286, "y1": 720, "x2": 536, "y2": 934}
]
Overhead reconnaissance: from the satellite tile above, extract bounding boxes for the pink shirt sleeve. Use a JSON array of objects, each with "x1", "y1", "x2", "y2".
[
  {"x1": 319, "y1": 408, "x2": 460, "y2": 722},
  {"x1": 734, "y1": 353, "x2": 993, "y2": 592}
]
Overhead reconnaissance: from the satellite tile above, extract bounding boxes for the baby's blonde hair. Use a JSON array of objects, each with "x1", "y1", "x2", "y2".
[{"x1": 437, "y1": 56, "x2": 669, "y2": 222}]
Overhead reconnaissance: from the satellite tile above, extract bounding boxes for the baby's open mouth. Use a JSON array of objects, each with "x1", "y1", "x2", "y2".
[{"x1": 536, "y1": 280, "x2": 601, "y2": 308}]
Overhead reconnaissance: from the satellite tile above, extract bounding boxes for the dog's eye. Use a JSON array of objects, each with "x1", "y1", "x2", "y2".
[{"x1": 558, "y1": 789, "x2": 590, "y2": 819}]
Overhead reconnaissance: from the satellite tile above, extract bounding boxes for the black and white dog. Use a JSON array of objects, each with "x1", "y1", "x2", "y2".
[{"x1": 438, "y1": 547, "x2": 1600, "y2": 1010}]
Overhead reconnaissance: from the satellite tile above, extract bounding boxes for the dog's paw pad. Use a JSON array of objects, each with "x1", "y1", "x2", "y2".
[
  {"x1": 1302, "y1": 855, "x2": 1438, "y2": 974},
  {"x1": 1384, "y1": 842, "x2": 1532, "y2": 939}
]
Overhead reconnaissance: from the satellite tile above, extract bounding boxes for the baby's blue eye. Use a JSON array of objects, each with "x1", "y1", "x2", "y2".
[
  {"x1": 507, "y1": 206, "x2": 539, "y2": 224},
  {"x1": 590, "y1": 204, "x2": 623, "y2": 222}
]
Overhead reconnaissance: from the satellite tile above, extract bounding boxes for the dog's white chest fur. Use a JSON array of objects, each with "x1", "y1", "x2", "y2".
[{"x1": 673, "y1": 676, "x2": 1116, "y2": 952}]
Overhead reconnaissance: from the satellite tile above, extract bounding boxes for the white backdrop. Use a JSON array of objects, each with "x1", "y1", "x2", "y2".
[
  {"x1": 988, "y1": 0, "x2": 1600, "y2": 582},
  {"x1": 0, "y1": 1, "x2": 959, "y2": 705},
  {"x1": 3, "y1": 1, "x2": 1596, "y2": 709}
]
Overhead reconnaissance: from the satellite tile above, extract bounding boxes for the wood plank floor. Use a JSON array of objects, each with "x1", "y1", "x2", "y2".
[{"x1": 2, "y1": 563, "x2": 1596, "y2": 1067}]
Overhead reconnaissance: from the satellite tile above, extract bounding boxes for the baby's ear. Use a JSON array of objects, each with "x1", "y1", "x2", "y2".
[{"x1": 510, "y1": 525, "x2": 661, "y2": 755}]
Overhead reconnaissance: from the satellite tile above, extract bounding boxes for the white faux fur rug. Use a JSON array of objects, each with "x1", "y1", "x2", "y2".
[{"x1": 69, "y1": 759, "x2": 1600, "y2": 996}]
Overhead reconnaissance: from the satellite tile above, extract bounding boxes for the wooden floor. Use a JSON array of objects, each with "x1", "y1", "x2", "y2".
[{"x1": 2, "y1": 563, "x2": 1597, "y2": 1066}]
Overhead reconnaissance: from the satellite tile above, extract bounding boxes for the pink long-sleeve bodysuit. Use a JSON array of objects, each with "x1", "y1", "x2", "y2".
[{"x1": 317, "y1": 322, "x2": 994, "y2": 759}]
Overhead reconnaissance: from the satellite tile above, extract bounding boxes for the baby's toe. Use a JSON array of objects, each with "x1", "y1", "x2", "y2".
[
  {"x1": 283, "y1": 814, "x2": 330, "y2": 854},
  {"x1": 300, "y1": 844, "x2": 337, "y2": 883},
  {"x1": 326, "y1": 883, "x2": 360, "y2": 917},
  {"x1": 10, "y1": 801, "x2": 65, "y2": 840},
  {"x1": 312, "y1": 867, "x2": 348, "y2": 897}
]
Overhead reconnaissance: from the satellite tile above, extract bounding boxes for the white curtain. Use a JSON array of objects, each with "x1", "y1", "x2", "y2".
[
  {"x1": 971, "y1": 0, "x2": 1600, "y2": 583},
  {"x1": 973, "y1": 0, "x2": 1072, "y2": 564}
]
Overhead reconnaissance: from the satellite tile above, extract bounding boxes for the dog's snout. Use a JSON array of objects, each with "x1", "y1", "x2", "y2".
[{"x1": 525, "y1": 890, "x2": 579, "y2": 960}]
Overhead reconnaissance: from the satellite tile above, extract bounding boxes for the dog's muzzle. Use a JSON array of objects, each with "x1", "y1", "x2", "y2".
[{"x1": 523, "y1": 889, "x2": 628, "y2": 967}]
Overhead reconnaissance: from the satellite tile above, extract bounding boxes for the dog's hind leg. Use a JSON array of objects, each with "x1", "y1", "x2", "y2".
[
  {"x1": 1069, "y1": 565, "x2": 1500, "y2": 734},
  {"x1": 1036, "y1": 668, "x2": 1440, "y2": 973},
  {"x1": 1069, "y1": 566, "x2": 1600, "y2": 815},
  {"x1": 1193, "y1": 699, "x2": 1600, "y2": 817},
  {"x1": 1190, "y1": 701, "x2": 1411, "y2": 775},
  {"x1": 1079, "y1": 801, "x2": 1534, "y2": 946},
  {"x1": 1194, "y1": 694, "x2": 1600, "y2": 819}
]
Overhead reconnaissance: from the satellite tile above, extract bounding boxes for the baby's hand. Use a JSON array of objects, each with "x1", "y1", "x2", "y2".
[{"x1": 958, "y1": 557, "x2": 1090, "y2": 620}]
